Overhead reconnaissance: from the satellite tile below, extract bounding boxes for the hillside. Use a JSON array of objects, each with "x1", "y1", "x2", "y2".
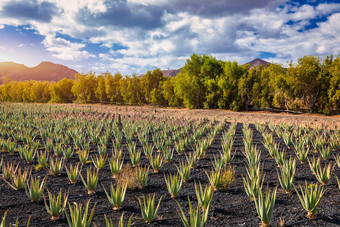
[
  {"x1": 245, "y1": 58, "x2": 271, "y2": 68},
  {"x1": 0, "y1": 61, "x2": 77, "y2": 83}
]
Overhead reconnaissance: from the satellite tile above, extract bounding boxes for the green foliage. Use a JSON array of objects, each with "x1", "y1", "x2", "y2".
[
  {"x1": 65, "y1": 200, "x2": 96, "y2": 227},
  {"x1": 137, "y1": 194, "x2": 163, "y2": 223},
  {"x1": 0, "y1": 53, "x2": 338, "y2": 114}
]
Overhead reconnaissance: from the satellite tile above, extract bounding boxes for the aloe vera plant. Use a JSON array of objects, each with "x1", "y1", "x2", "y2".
[
  {"x1": 65, "y1": 163, "x2": 81, "y2": 184},
  {"x1": 80, "y1": 166, "x2": 99, "y2": 194},
  {"x1": 295, "y1": 182, "x2": 326, "y2": 218},
  {"x1": 150, "y1": 153, "x2": 163, "y2": 173},
  {"x1": 6, "y1": 167, "x2": 30, "y2": 190},
  {"x1": 176, "y1": 161, "x2": 191, "y2": 182},
  {"x1": 254, "y1": 186, "x2": 277, "y2": 227},
  {"x1": 164, "y1": 173, "x2": 183, "y2": 197},
  {"x1": 195, "y1": 182, "x2": 213, "y2": 211},
  {"x1": 176, "y1": 197, "x2": 210, "y2": 227},
  {"x1": 92, "y1": 154, "x2": 107, "y2": 171},
  {"x1": 44, "y1": 189, "x2": 69, "y2": 220},
  {"x1": 26, "y1": 176, "x2": 47, "y2": 201},
  {"x1": 104, "y1": 213, "x2": 133, "y2": 227},
  {"x1": 137, "y1": 194, "x2": 163, "y2": 223},
  {"x1": 65, "y1": 200, "x2": 96, "y2": 227},
  {"x1": 109, "y1": 155, "x2": 124, "y2": 178},
  {"x1": 277, "y1": 158, "x2": 296, "y2": 193},
  {"x1": 103, "y1": 183, "x2": 127, "y2": 210},
  {"x1": 314, "y1": 161, "x2": 335, "y2": 185}
]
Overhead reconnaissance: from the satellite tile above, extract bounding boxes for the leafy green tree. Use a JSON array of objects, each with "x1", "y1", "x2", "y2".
[
  {"x1": 141, "y1": 69, "x2": 165, "y2": 104},
  {"x1": 50, "y1": 78, "x2": 75, "y2": 103},
  {"x1": 31, "y1": 81, "x2": 51, "y2": 103},
  {"x1": 72, "y1": 73, "x2": 98, "y2": 103},
  {"x1": 328, "y1": 55, "x2": 340, "y2": 113},
  {"x1": 238, "y1": 66, "x2": 262, "y2": 111},
  {"x1": 286, "y1": 56, "x2": 323, "y2": 112},
  {"x1": 176, "y1": 54, "x2": 223, "y2": 109},
  {"x1": 105, "y1": 73, "x2": 123, "y2": 103},
  {"x1": 162, "y1": 77, "x2": 182, "y2": 107},
  {"x1": 120, "y1": 75, "x2": 144, "y2": 105},
  {"x1": 218, "y1": 61, "x2": 247, "y2": 109},
  {"x1": 95, "y1": 75, "x2": 108, "y2": 102}
]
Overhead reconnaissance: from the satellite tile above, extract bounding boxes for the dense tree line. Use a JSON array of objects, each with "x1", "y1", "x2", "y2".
[{"x1": 0, "y1": 54, "x2": 339, "y2": 114}]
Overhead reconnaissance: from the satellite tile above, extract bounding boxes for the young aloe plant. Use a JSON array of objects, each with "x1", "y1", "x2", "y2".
[
  {"x1": 44, "y1": 189, "x2": 69, "y2": 220},
  {"x1": 23, "y1": 148, "x2": 36, "y2": 164},
  {"x1": 296, "y1": 146, "x2": 309, "y2": 164},
  {"x1": 254, "y1": 186, "x2": 277, "y2": 227},
  {"x1": 137, "y1": 194, "x2": 163, "y2": 223},
  {"x1": 6, "y1": 167, "x2": 30, "y2": 190},
  {"x1": 334, "y1": 154, "x2": 340, "y2": 168},
  {"x1": 109, "y1": 155, "x2": 124, "y2": 178},
  {"x1": 1, "y1": 210, "x2": 7, "y2": 227},
  {"x1": 242, "y1": 165, "x2": 265, "y2": 201},
  {"x1": 65, "y1": 200, "x2": 96, "y2": 227},
  {"x1": 320, "y1": 145, "x2": 331, "y2": 160},
  {"x1": 206, "y1": 167, "x2": 236, "y2": 191},
  {"x1": 48, "y1": 157, "x2": 64, "y2": 176},
  {"x1": 274, "y1": 149, "x2": 286, "y2": 167},
  {"x1": 314, "y1": 161, "x2": 335, "y2": 185},
  {"x1": 80, "y1": 166, "x2": 99, "y2": 194},
  {"x1": 103, "y1": 183, "x2": 127, "y2": 210},
  {"x1": 176, "y1": 197, "x2": 210, "y2": 227},
  {"x1": 35, "y1": 150, "x2": 49, "y2": 171},
  {"x1": 164, "y1": 173, "x2": 183, "y2": 198},
  {"x1": 63, "y1": 147, "x2": 74, "y2": 160},
  {"x1": 129, "y1": 148, "x2": 141, "y2": 167},
  {"x1": 2, "y1": 161, "x2": 17, "y2": 181},
  {"x1": 91, "y1": 154, "x2": 107, "y2": 171},
  {"x1": 176, "y1": 161, "x2": 191, "y2": 182},
  {"x1": 78, "y1": 150, "x2": 89, "y2": 164},
  {"x1": 277, "y1": 158, "x2": 296, "y2": 193},
  {"x1": 65, "y1": 163, "x2": 81, "y2": 184},
  {"x1": 163, "y1": 147, "x2": 174, "y2": 163},
  {"x1": 137, "y1": 165, "x2": 150, "y2": 189},
  {"x1": 26, "y1": 176, "x2": 47, "y2": 202},
  {"x1": 195, "y1": 182, "x2": 213, "y2": 212},
  {"x1": 295, "y1": 182, "x2": 326, "y2": 218},
  {"x1": 104, "y1": 213, "x2": 133, "y2": 227},
  {"x1": 308, "y1": 156, "x2": 321, "y2": 175},
  {"x1": 149, "y1": 153, "x2": 164, "y2": 173}
]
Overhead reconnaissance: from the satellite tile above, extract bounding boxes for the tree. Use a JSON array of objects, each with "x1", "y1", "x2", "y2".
[
  {"x1": 175, "y1": 54, "x2": 223, "y2": 109},
  {"x1": 105, "y1": 73, "x2": 123, "y2": 103},
  {"x1": 141, "y1": 69, "x2": 165, "y2": 104},
  {"x1": 238, "y1": 66, "x2": 262, "y2": 111},
  {"x1": 31, "y1": 81, "x2": 51, "y2": 103},
  {"x1": 95, "y1": 75, "x2": 108, "y2": 102},
  {"x1": 328, "y1": 55, "x2": 340, "y2": 113},
  {"x1": 50, "y1": 78, "x2": 75, "y2": 103},
  {"x1": 162, "y1": 77, "x2": 182, "y2": 107},
  {"x1": 218, "y1": 61, "x2": 247, "y2": 109},
  {"x1": 72, "y1": 73, "x2": 98, "y2": 103},
  {"x1": 286, "y1": 56, "x2": 323, "y2": 112}
]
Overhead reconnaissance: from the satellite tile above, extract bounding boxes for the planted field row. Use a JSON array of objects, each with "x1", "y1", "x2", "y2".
[{"x1": 0, "y1": 104, "x2": 339, "y2": 226}]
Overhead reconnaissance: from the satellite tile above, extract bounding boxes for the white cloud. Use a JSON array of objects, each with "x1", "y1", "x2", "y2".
[
  {"x1": 0, "y1": 0, "x2": 340, "y2": 73},
  {"x1": 0, "y1": 25, "x2": 4, "y2": 29},
  {"x1": 42, "y1": 36, "x2": 94, "y2": 61}
]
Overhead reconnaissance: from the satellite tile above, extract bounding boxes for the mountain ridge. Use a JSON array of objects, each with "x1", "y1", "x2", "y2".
[{"x1": 0, "y1": 61, "x2": 78, "y2": 83}]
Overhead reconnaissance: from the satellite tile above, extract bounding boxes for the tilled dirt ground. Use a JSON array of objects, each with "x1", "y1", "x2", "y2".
[
  {"x1": 1, "y1": 118, "x2": 340, "y2": 227},
  {"x1": 45, "y1": 103, "x2": 340, "y2": 129}
]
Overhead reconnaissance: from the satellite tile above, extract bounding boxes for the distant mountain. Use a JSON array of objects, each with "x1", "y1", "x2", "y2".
[
  {"x1": 162, "y1": 68, "x2": 182, "y2": 77},
  {"x1": 245, "y1": 58, "x2": 271, "y2": 68},
  {"x1": 0, "y1": 61, "x2": 78, "y2": 83}
]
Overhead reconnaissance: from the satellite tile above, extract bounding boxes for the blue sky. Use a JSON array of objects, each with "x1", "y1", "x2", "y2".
[{"x1": 0, "y1": 0, "x2": 340, "y2": 75}]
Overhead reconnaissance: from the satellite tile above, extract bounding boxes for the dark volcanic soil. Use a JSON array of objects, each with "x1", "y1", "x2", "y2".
[{"x1": 1, "y1": 120, "x2": 340, "y2": 227}]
